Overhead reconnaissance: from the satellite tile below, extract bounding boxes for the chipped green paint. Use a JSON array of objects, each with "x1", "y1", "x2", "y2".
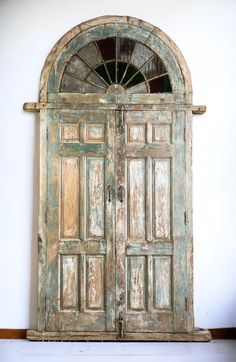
[
  {"x1": 47, "y1": 24, "x2": 185, "y2": 96},
  {"x1": 24, "y1": 16, "x2": 210, "y2": 341}
]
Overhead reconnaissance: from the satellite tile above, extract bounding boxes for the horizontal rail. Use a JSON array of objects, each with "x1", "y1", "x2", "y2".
[{"x1": 23, "y1": 102, "x2": 206, "y2": 114}]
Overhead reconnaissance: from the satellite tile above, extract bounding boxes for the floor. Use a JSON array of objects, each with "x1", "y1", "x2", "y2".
[{"x1": 0, "y1": 340, "x2": 235, "y2": 362}]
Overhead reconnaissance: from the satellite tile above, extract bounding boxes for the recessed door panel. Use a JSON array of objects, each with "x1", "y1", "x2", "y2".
[
  {"x1": 87, "y1": 157, "x2": 105, "y2": 238},
  {"x1": 60, "y1": 255, "x2": 79, "y2": 310},
  {"x1": 153, "y1": 159, "x2": 170, "y2": 240},
  {"x1": 128, "y1": 158, "x2": 146, "y2": 240},
  {"x1": 127, "y1": 256, "x2": 147, "y2": 311},
  {"x1": 61, "y1": 158, "x2": 79, "y2": 238},
  {"x1": 86, "y1": 255, "x2": 105, "y2": 310}
]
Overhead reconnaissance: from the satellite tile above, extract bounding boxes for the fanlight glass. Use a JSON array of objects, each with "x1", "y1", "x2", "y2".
[{"x1": 60, "y1": 37, "x2": 172, "y2": 94}]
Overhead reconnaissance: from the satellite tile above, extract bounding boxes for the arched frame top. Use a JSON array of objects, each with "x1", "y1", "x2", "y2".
[{"x1": 40, "y1": 16, "x2": 193, "y2": 104}]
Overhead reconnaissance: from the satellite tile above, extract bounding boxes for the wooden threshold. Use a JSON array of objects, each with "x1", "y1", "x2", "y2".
[{"x1": 26, "y1": 329, "x2": 211, "y2": 341}]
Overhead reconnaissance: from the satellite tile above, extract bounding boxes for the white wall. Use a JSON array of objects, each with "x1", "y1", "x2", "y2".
[{"x1": 0, "y1": 0, "x2": 235, "y2": 329}]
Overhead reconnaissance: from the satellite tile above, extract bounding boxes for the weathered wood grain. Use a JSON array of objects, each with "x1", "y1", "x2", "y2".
[
  {"x1": 127, "y1": 256, "x2": 146, "y2": 310},
  {"x1": 153, "y1": 159, "x2": 170, "y2": 239},
  {"x1": 24, "y1": 15, "x2": 209, "y2": 341},
  {"x1": 128, "y1": 158, "x2": 146, "y2": 239},
  {"x1": 86, "y1": 256, "x2": 104, "y2": 309},
  {"x1": 153, "y1": 256, "x2": 171, "y2": 310},
  {"x1": 61, "y1": 124, "x2": 79, "y2": 142},
  {"x1": 61, "y1": 158, "x2": 79, "y2": 238},
  {"x1": 23, "y1": 101, "x2": 205, "y2": 113},
  {"x1": 87, "y1": 157, "x2": 104, "y2": 238},
  {"x1": 153, "y1": 125, "x2": 170, "y2": 143},
  {"x1": 60, "y1": 255, "x2": 79, "y2": 309},
  {"x1": 26, "y1": 329, "x2": 212, "y2": 341}
]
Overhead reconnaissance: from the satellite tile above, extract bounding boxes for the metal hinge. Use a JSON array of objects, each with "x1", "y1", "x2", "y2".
[
  {"x1": 185, "y1": 297, "x2": 188, "y2": 311},
  {"x1": 38, "y1": 234, "x2": 42, "y2": 253},
  {"x1": 184, "y1": 127, "x2": 186, "y2": 142},
  {"x1": 184, "y1": 211, "x2": 187, "y2": 225},
  {"x1": 46, "y1": 127, "x2": 49, "y2": 141},
  {"x1": 45, "y1": 208, "x2": 47, "y2": 225}
]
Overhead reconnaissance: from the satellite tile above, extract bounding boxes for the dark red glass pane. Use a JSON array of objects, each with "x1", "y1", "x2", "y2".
[
  {"x1": 149, "y1": 75, "x2": 172, "y2": 93},
  {"x1": 117, "y1": 38, "x2": 136, "y2": 62},
  {"x1": 97, "y1": 38, "x2": 116, "y2": 61}
]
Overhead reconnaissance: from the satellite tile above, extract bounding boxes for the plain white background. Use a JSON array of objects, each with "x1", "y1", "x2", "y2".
[{"x1": 0, "y1": 0, "x2": 235, "y2": 329}]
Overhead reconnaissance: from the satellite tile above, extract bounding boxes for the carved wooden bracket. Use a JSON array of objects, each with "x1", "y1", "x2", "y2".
[{"x1": 191, "y1": 105, "x2": 206, "y2": 114}]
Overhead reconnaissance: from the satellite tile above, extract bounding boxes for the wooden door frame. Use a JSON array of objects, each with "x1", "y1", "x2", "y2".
[{"x1": 24, "y1": 15, "x2": 210, "y2": 341}]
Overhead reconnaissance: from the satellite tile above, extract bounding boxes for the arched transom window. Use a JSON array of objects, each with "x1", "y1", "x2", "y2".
[{"x1": 60, "y1": 37, "x2": 172, "y2": 94}]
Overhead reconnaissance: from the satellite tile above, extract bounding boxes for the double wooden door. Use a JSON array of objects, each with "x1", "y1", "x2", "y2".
[{"x1": 45, "y1": 106, "x2": 188, "y2": 336}]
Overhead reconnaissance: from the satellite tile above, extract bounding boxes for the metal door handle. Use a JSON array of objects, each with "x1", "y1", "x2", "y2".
[
  {"x1": 107, "y1": 185, "x2": 112, "y2": 202},
  {"x1": 118, "y1": 186, "x2": 125, "y2": 202}
]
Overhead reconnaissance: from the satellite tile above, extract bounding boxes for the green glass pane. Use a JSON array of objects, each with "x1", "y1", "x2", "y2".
[
  {"x1": 117, "y1": 62, "x2": 127, "y2": 83},
  {"x1": 106, "y1": 62, "x2": 116, "y2": 83},
  {"x1": 94, "y1": 64, "x2": 111, "y2": 85}
]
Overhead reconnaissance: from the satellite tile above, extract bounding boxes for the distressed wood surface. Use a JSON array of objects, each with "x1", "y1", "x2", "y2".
[
  {"x1": 61, "y1": 158, "x2": 79, "y2": 238},
  {"x1": 37, "y1": 16, "x2": 193, "y2": 102},
  {"x1": 36, "y1": 106, "x2": 202, "y2": 337},
  {"x1": 45, "y1": 109, "x2": 115, "y2": 333},
  {"x1": 124, "y1": 110, "x2": 174, "y2": 333},
  {"x1": 60, "y1": 255, "x2": 79, "y2": 309},
  {"x1": 25, "y1": 15, "x2": 210, "y2": 341},
  {"x1": 38, "y1": 109, "x2": 48, "y2": 331},
  {"x1": 24, "y1": 101, "x2": 206, "y2": 112},
  {"x1": 26, "y1": 329, "x2": 211, "y2": 341}
]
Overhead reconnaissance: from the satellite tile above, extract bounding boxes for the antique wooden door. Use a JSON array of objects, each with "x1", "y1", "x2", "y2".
[
  {"x1": 46, "y1": 109, "x2": 116, "y2": 332},
  {"x1": 45, "y1": 106, "x2": 185, "y2": 335},
  {"x1": 24, "y1": 16, "x2": 210, "y2": 341}
]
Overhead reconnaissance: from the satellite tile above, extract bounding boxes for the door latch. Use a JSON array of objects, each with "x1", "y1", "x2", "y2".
[
  {"x1": 118, "y1": 311, "x2": 124, "y2": 338},
  {"x1": 107, "y1": 185, "x2": 112, "y2": 202},
  {"x1": 118, "y1": 185, "x2": 125, "y2": 202}
]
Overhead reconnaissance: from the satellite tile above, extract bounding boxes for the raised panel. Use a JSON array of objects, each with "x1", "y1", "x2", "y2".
[
  {"x1": 60, "y1": 255, "x2": 79, "y2": 310},
  {"x1": 128, "y1": 158, "x2": 146, "y2": 239},
  {"x1": 153, "y1": 125, "x2": 170, "y2": 143},
  {"x1": 128, "y1": 125, "x2": 146, "y2": 143},
  {"x1": 126, "y1": 111, "x2": 172, "y2": 124},
  {"x1": 61, "y1": 158, "x2": 79, "y2": 238},
  {"x1": 127, "y1": 256, "x2": 146, "y2": 311},
  {"x1": 87, "y1": 158, "x2": 104, "y2": 238},
  {"x1": 153, "y1": 159, "x2": 170, "y2": 239},
  {"x1": 86, "y1": 256, "x2": 104, "y2": 310},
  {"x1": 61, "y1": 124, "x2": 79, "y2": 142},
  {"x1": 86, "y1": 124, "x2": 104, "y2": 143},
  {"x1": 153, "y1": 256, "x2": 171, "y2": 310}
]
